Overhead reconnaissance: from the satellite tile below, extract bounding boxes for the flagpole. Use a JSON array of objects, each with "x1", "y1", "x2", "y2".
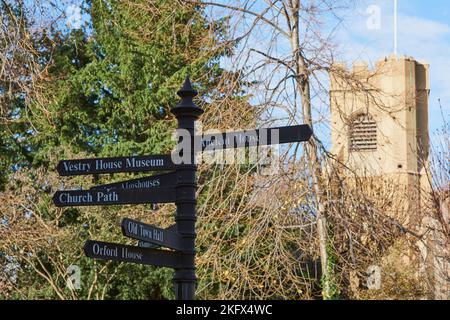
[{"x1": 394, "y1": 0, "x2": 398, "y2": 56}]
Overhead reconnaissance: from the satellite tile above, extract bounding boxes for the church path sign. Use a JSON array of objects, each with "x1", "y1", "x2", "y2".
[{"x1": 53, "y1": 188, "x2": 176, "y2": 207}]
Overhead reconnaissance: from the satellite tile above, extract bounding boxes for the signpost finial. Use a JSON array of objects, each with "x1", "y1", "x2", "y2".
[
  {"x1": 177, "y1": 75, "x2": 197, "y2": 97},
  {"x1": 172, "y1": 76, "x2": 203, "y2": 118}
]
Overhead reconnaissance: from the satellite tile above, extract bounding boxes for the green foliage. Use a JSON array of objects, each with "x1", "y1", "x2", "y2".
[
  {"x1": 320, "y1": 240, "x2": 340, "y2": 300},
  {"x1": 31, "y1": 1, "x2": 226, "y2": 164},
  {"x1": 0, "y1": 1, "x2": 38, "y2": 188},
  {"x1": 1, "y1": 0, "x2": 234, "y2": 300}
]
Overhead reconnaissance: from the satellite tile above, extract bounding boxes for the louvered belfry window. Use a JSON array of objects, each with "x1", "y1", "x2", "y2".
[{"x1": 349, "y1": 114, "x2": 377, "y2": 151}]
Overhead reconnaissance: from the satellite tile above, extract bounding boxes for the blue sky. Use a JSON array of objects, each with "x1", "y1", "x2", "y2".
[
  {"x1": 203, "y1": 0, "x2": 450, "y2": 151},
  {"x1": 337, "y1": 0, "x2": 450, "y2": 135},
  {"x1": 42, "y1": 0, "x2": 450, "y2": 143}
]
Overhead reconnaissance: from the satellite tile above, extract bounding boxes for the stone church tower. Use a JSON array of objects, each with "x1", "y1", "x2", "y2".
[
  {"x1": 329, "y1": 55, "x2": 431, "y2": 225},
  {"x1": 329, "y1": 56, "x2": 450, "y2": 299}
]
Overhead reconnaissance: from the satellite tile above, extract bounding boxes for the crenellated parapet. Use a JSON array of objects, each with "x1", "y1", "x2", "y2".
[{"x1": 331, "y1": 55, "x2": 430, "y2": 94}]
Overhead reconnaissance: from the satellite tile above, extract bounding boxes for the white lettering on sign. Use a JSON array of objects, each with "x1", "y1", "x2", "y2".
[
  {"x1": 96, "y1": 191, "x2": 118, "y2": 202},
  {"x1": 63, "y1": 161, "x2": 91, "y2": 172},
  {"x1": 58, "y1": 191, "x2": 119, "y2": 204},
  {"x1": 125, "y1": 158, "x2": 164, "y2": 169},
  {"x1": 141, "y1": 226, "x2": 151, "y2": 238},
  {"x1": 139, "y1": 225, "x2": 163, "y2": 242},
  {"x1": 95, "y1": 159, "x2": 122, "y2": 170},
  {"x1": 121, "y1": 247, "x2": 142, "y2": 261},
  {"x1": 121, "y1": 178, "x2": 160, "y2": 190},
  {"x1": 125, "y1": 221, "x2": 165, "y2": 243},
  {"x1": 201, "y1": 130, "x2": 261, "y2": 149},
  {"x1": 235, "y1": 132, "x2": 258, "y2": 145},
  {"x1": 93, "y1": 243, "x2": 118, "y2": 257},
  {"x1": 127, "y1": 221, "x2": 138, "y2": 235},
  {"x1": 59, "y1": 192, "x2": 93, "y2": 204},
  {"x1": 153, "y1": 229, "x2": 163, "y2": 241}
]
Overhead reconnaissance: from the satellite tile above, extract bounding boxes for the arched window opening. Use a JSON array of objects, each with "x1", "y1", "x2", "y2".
[{"x1": 349, "y1": 114, "x2": 377, "y2": 152}]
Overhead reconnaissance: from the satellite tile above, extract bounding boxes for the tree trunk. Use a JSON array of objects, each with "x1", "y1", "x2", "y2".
[{"x1": 290, "y1": 0, "x2": 330, "y2": 299}]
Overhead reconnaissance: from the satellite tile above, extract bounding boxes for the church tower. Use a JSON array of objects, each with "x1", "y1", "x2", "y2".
[{"x1": 330, "y1": 55, "x2": 430, "y2": 225}]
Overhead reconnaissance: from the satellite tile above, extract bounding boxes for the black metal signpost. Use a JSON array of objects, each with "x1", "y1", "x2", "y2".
[
  {"x1": 53, "y1": 76, "x2": 313, "y2": 300},
  {"x1": 170, "y1": 78, "x2": 204, "y2": 301}
]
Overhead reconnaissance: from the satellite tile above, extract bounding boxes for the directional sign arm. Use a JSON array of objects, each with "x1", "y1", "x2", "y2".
[
  {"x1": 276, "y1": 125, "x2": 313, "y2": 144},
  {"x1": 139, "y1": 225, "x2": 177, "y2": 248},
  {"x1": 199, "y1": 124, "x2": 313, "y2": 151},
  {"x1": 91, "y1": 172, "x2": 177, "y2": 191},
  {"x1": 84, "y1": 240, "x2": 188, "y2": 268},
  {"x1": 121, "y1": 218, "x2": 184, "y2": 251},
  {"x1": 53, "y1": 188, "x2": 176, "y2": 207},
  {"x1": 57, "y1": 154, "x2": 175, "y2": 176}
]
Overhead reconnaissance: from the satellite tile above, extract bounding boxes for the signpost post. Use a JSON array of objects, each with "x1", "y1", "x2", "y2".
[
  {"x1": 170, "y1": 77, "x2": 204, "y2": 301},
  {"x1": 53, "y1": 76, "x2": 313, "y2": 301}
]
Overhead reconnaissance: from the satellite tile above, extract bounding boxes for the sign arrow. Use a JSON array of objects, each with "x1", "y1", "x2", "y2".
[
  {"x1": 83, "y1": 240, "x2": 188, "y2": 268},
  {"x1": 53, "y1": 188, "x2": 176, "y2": 207},
  {"x1": 57, "y1": 154, "x2": 175, "y2": 176},
  {"x1": 91, "y1": 172, "x2": 177, "y2": 191},
  {"x1": 121, "y1": 218, "x2": 184, "y2": 251},
  {"x1": 199, "y1": 124, "x2": 313, "y2": 151}
]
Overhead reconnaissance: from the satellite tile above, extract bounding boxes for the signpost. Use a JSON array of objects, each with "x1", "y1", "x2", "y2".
[{"x1": 53, "y1": 76, "x2": 313, "y2": 301}]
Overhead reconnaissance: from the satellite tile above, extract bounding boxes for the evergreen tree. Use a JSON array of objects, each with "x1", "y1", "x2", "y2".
[
  {"x1": 32, "y1": 0, "x2": 228, "y2": 163},
  {"x1": 1, "y1": 0, "x2": 237, "y2": 299},
  {"x1": 0, "y1": 1, "x2": 40, "y2": 189}
]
